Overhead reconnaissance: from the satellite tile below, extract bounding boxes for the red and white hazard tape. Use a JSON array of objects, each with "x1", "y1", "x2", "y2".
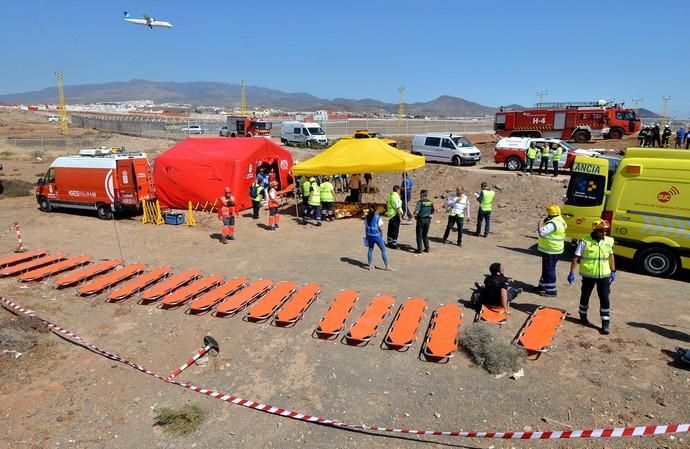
[{"x1": 2, "y1": 296, "x2": 688, "y2": 441}]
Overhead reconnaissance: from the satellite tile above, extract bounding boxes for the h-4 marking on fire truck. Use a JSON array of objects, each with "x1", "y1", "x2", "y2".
[
  {"x1": 531, "y1": 117, "x2": 546, "y2": 125},
  {"x1": 572, "y1": 163, "x2": 601, "y2": 174},
  {"x1": 657, "y1": 186, "x2": 680, "y2": 203}
]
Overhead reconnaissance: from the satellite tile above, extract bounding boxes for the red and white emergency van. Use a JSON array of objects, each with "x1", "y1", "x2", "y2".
[
  {"x1": 494, "y1": 137, "x2": 603, "y2": 171},
  {"x1": 35, "y1": 148, "x2": 154, "y2": 219}
]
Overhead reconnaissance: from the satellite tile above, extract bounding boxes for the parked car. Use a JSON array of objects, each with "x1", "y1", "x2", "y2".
[
  {"x1": 494, "y1": 137, "x2": 602, "y2": 171},
  {"x1": 412, "y1": 133, "x2": 481, "y2": 165},
  {"x1": 181, "y1": 125, "x2": 204, "y2": 135},
  {"x1": 343, "y1": 129, "x2": 398, "y2": 147},
  {"x1": 219, "y1": 126, "x2": 228, "y2": 136},
  {"x1": 47, "y1": 115, "x2": 59, "y2": 122}
]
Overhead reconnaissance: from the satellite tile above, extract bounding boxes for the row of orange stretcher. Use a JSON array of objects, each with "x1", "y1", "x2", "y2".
[{"x1": 0, "y1": 250, "x2": 567, "y2": 361}]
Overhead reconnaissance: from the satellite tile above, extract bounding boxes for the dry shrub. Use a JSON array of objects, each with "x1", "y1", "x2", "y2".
[
  {"x1": 1, "y1": 179, "x2": 34, "y2": 197},
  {"x1": 462, "y1": 323, "x2": 525, "y2": 374},
  {"x1": 153, "y1": 404, "x2": 205, "y2": 436}
]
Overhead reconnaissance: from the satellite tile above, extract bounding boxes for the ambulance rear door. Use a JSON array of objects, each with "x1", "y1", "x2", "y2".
[
  {"x1": 131, "y1": 157, "x2": 154, "y2": 202},
  {"x1": 562, "y1": 156, "x2": 610, "y2": 240},
  {"x1": 115, "y1": 159, "x2": 138, "y2": 207}
]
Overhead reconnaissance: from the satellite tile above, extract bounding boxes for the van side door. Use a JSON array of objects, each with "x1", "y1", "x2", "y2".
[
  {"x1": 423, "y1": 136, "x2": 441, "y2": 161},
  {"x1": 131, "y1": 158, "x2": 154, "y2": 202},
  {"x1": 40, "y1": 167, "x2": 58, "y2": 200},
  {"x1": 441, "y1": 138, "x2": 457, "y2": 162}
]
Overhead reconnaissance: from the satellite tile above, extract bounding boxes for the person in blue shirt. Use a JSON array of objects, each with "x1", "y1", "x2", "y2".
[
  {"x1": 675, "y1": 128, "x2": 687, "y2": 149},
  {"x1": 402, "y1": 174, "x2": 414, "y2": 220}
]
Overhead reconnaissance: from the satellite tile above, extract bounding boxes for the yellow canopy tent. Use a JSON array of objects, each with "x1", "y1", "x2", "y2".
[{"x1": 291, "y1": 138, "x2": 425, "y2": 175}]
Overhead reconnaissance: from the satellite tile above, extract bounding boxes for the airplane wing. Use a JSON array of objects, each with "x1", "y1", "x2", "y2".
[{"x1": 124, "y1": 18, "x2": 149, "y2": 26}]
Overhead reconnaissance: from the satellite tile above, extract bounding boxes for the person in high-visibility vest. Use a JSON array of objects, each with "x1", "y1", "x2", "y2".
[
  {"x1": 249, "y1": 178, "x2": 264, "y2": 220},
  {"x1": 320, "y1": 176, "x2": 335, "y2": 222},
  {"x1": 474, "y1": 182, "x2": 495, "y2": 238},
  {"x1": 267, "y1": 180, "x2": 281, "y2": 231},
  {"x1": 217, "y1": 195, "x2": 237, "y2": 244},
  {"x1": 536, "y1": 204, "x2": 567, "y2": 297},
  {"x1": 537, "y1": 143, "x2": 551, "y2": 175},
  {"x1": 301, "y1": 176, "x2": 312, "y2": 221},
  {"x1": 524, "y1": 142, "x2": 538, "y2": 174},
  {"x1": 307, "y1": 177, "x2": 322, "y2": 226},
  {"x1": 568, "y1": 219, "x2": 616, "y2": 335},
  {"x1": 385, "y1": 185, "x2": 403, "y2": 248},
  {"x1": 550, "y1": 143, "x2": 563, "y2": 177},
  {"x1": 442, "y1": 186, "x2": 471, "y2": 247}
]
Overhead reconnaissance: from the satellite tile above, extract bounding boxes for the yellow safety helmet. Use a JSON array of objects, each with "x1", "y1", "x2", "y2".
[
  {"x1": 309, "y1": 177, "x2": 316, "y2": 182},
  {"x1": 592, "y1": 219, "x2": 610, "y2": 230},
  {"x1": 546, "y1": 204, "x2": 561, "y2": 216}
]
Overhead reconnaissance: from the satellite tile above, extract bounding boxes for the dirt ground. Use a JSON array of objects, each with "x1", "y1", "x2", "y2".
[{"x1": 1, "y1": 111, "x2": 690, "y2": 449}]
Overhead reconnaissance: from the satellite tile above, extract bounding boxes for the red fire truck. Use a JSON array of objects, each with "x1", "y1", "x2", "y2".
[
  {"x1": 220, "y1": 117, "x2": 273, "y2": 138},
  {"x1": 494, "y1": 101, "x2": 640, "y2": 143}
]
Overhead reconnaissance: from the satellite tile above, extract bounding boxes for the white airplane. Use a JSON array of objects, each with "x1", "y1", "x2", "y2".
[{"x1": 123, "y1": 11, "x2": 173, "y2": 29}]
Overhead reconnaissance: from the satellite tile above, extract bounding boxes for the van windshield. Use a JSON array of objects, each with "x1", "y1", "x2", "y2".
[
  {"x1": 564, "y1": 173, "x2": 606, "y2": 207},
  {"x1": 451, "y1": 137, "x2": 472, "y2": 148},
  {"x1": 307, "y1": 127, "x2": 325, "y2": 136}
]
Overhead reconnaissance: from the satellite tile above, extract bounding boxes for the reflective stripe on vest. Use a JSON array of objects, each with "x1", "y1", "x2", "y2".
[
  {"x1": 320, "y1": 182, "x2": 334, "y2": 202},
  {"x1": 537, "y1": 215, "x2": 567, "y2": 255},
  {"x1": 308, "y1": 182, "x2": 321, "y2": 206},
  {"x1": 386, "y1": 192, "x2": 401, "y2": 218},
  {"x1": 449, "y1": 195, "x2": 468, "y2": 217},
  {"x1": 366, "y1": 214, "x2": 381, "y2": 237},
  {"x1": 479, "y1": 190, "x2": 495, "y2": 212},
  {"x1": 579, "y1": 235, "x2": 614, "y2": 278}
]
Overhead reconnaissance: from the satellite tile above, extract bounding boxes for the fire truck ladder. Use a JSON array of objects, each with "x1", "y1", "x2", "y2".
[{"x1": 534, "y1": 101, "x2": 612, "y2": 109}]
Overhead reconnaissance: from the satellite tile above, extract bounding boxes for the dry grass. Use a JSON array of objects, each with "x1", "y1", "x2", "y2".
[
  {"x1": 0, "y1": 179, "x2": 35, "y2": 198},
  {"x1": 153, "y1": 404, "x2": 205, "y2": 436},
  {"x1": 462, "y1": 323, "x2": 526, "y2": 374}
]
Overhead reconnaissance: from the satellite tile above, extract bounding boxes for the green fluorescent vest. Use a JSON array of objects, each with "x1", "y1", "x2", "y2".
[
  {"x1": 579, "y1": 235, "x2": 614, "y2": 278},
  {"x1": 479, "y1": 190, "x2": 495, "y2": 212},
  {"x1": 537, "y1": 215, "x2": 567, "y2": 254}
]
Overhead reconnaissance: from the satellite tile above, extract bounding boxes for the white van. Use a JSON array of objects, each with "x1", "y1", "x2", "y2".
[
  {"x1": 280, "y1": 121, "x2": 328, "y2": 147},
  {"x1": 412, "y1": 133, "x2": 481, "y2": 166}
]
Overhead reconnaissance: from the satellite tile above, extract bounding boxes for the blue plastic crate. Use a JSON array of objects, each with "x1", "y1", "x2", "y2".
[{"x1": 164, "y1": 213, "x2": 184, "y2": 225}]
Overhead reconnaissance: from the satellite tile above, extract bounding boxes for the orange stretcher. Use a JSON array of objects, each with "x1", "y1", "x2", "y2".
[
  {"x1": 139, "y1": 269, "x2": 202, "y2": 303},
  {"x1": 0, "y1": 253, "x2": 66, "y2": 277},
  {"x1": 383, "y1": 297, "x2": 428, "y2": 350},
  {"x1": 77, "y1": 263, "x2": 147, "y2": 296},
  {"x1": 274, "y1": 283, "x2": 321, "y2": 327},
  {"x1": 345, "y1": 294, "x2": 396, "y2": 346},
  {"x1": 159, "y1": 275, "x2": 224, "y2": 308},
  {"x1": 476, "y1": 304, "x2": 508, "y2": 325},
  {"x1": 188, "y1": 277, "x2": 248, "y2": 314},
  {"x1": 215, "y1": 279, "x2": 273, "y2": 317},
  {"x1": 107, "y1": 266, "x2": 173, "y2": 302},
  {"x1": 422, "y1": 304, "x2": 463, "y2": 362},
  {"x1": 514, "y1": 306, "x2": 567, "y2": 356},
  {"x1": 54, "y1": 259, "x2": 122, "y2": 288},
  {"x1": 314, "y1": 290, "x2": 359, "y2": 339},
  {"x1": 18, "y1": 256, "x2": 91, "y2": 282},
  {"x1": 245, "y1": 281, "x2": 297, "y2": 322},
  {"x1": 0, "y1": 249, "x2": 47, "y2": 268}
]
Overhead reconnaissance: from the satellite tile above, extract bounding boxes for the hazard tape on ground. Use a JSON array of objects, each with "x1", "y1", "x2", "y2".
[{"x1": 2, "y1": 295, "x2": 689, "y2": 441}]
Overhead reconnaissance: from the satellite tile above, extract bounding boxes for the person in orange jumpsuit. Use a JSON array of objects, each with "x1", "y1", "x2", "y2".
[
  {"x1": 267, "y1": 180, "x2": 281, "y2": 231},
  {"x1": 217, "y1": 187, "x2": 237, "y2": 243}
]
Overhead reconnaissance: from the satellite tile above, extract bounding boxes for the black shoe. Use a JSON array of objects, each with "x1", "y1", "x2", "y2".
[
  {"x1": 579, "y1": 314, "x2": 589, "y2": 325},
  {"x1": 457, "y1": 242, "x2": 462, "y2": 247},
  {"x1": 228, "y1": 235, "x2": 235, "y2": 240},
  {"x1": 415, "y1": 249, "x2": 422, "y2": 254},
  {"x1": 220, "y1": 237, "x2": 228, "y2": 244},
  {"x1": 316, "y1": 222, "x2": 322, "y2": 226},
  {"x1": 274, "y1": 224, "x2": 279, "y2": 229},
  {"x1": 483, "y1": 234, "x2": 488, "y2": 238},
  {"x1": 601, "y1": 321, "x2": 610, "y2": 335},
  {"x1": 423, "y1": 249, "x2": 429, "y2": 253},
  {"x1": 539, "y1": 291, "x2": 557, "y2": 297}
]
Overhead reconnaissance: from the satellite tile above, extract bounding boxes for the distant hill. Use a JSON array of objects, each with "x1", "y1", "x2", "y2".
[
  {"x1": 0, "y1": 80, "x2": 497, "y2": 117},
  {"x1": 638, "y1": 107, "x2": 662, "y2": 119}
]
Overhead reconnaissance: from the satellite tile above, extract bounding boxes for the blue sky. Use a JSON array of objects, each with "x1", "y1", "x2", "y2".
[{"x1": 2, "y1": 1, "x2": 688, "y2": 115}]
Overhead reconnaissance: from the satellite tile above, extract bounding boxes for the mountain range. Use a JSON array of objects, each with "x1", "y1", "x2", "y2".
[{"x1": 0, "y1": 80, "x2": 497, "y2": 117}]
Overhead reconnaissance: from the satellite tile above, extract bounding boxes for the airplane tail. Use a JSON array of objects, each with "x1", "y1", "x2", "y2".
[{"x1": 123, "y1": 11, "x2": 130, "y2": 18}]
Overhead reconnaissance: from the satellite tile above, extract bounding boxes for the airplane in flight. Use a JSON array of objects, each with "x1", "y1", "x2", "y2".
[{"x1": 123, "y1": 11, "x2": 173, "y2": 29}]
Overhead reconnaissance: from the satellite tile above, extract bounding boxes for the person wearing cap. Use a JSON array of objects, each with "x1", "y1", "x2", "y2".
[
  {"x1": 413, "y1": 189, "x2": 435, "y2": 254},
  {"x1": 474, "y1": 182, "x2": 495, "y2": 238},
  {"x1": 536, "y1": 204, "x2": 568, "y2": 297},
  {"x1": 568, "y1": 219, "x2": 616, "y2": 335},
  {"x1": 385, "y1": 185, "x2": 403, "y2": 249},
  {"x1": 267, "y1": 180, "x2": 281, "y2": 231},
  {"x1": 249, "y1": 178, "x2": 264, "y2": 220},
  {"x1": 307, "y1": 177, "x2": 322, "y2": 226},
  {"x1": 320, "y1": 176, "x2": 335, "y2": 222},
  {"x1": 217, "y1": 195, "x2": 237, "y2": 244}
]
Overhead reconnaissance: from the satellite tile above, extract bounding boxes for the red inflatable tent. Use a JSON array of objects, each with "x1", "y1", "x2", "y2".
[{"x1": 154, "y1": 138, "x2": 293, "y2": 211}]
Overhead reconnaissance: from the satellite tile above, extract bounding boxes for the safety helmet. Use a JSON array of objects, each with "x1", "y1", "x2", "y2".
[
  {"x1": 480, "y1": 182, "x2": 488, "y2": 189},
  {"x1": 309, "y1": 177, "x2": 316, "y2": 182},
  {"x1": 545, "y1": 204, "x2": 561, "y2": 216},
  {"x1": 665, "y1": 124, "x2": 670, "y2": 128},
  {"x1": 592, "y1": 219, "x2": 610, "y2": 231},
  {"x1": 224, "y1": 186, "x2": 232, "y2": 194},
  {"x1": 270, "y1": 180, "x2": 278, "y2": 187}
]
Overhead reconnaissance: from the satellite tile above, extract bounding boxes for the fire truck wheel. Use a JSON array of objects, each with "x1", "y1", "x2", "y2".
[
  {"x1": 96, "y1": 203, "x2": 113, "y2": 220},
  {"x1": 38, "y1": 197, "x2": 52, "y2": 212},
  {"x1": 230, "y1": 132, "x2": 236, "y2": 138},
  {"x1": 608, "y1": 128, "x2": 623, "y2": 140},
  {"x1": 573, "y1": 130, "x2": 590, "y2": 144},
  {"x1": 637, "y1": 246, "x2": 678, "y2": 278},
  {"x1": 451, "y1": 156, "x2": 461, "y2": 166},
  {"x1": 246, "y1": 132, "x2": 253, "y2": 137},
  {"x1": 505, "y1": 156, "x2": 522, "y2": 171}
]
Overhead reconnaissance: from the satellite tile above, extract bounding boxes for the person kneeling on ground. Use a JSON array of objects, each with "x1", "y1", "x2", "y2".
[{"x1": 470, "y1": 262, "x2": 522, "y2": 316}]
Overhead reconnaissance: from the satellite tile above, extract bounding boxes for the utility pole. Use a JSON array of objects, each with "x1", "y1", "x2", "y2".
[
  {"x1": 397, "y1": 86, "x2": 405, "y2": 129},
  {"x1": 662, "y1": 96, "x2": 671, "y2": 127},
  {"x1": 536, "y1": 90, "x2": 549, "y2": 105},
  {"x1": 240, "y1": 80, "x2": 247, "y2": 117},
  {"x1": 55, "y1": 72, "x2": 69, "y2": 135}
]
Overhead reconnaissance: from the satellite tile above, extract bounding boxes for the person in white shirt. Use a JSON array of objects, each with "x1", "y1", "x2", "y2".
[{"x1": 442, "y1": 186, "x2": 471, "y2": 247}]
